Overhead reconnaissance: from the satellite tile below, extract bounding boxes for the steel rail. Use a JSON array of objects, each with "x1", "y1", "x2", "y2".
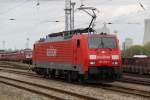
[
  {"x1": 1, "y1": 62, "x2": 150, "y2": 98},
  {"x1": 0, "y1": 75, "x2": 99, "y2": 100}
]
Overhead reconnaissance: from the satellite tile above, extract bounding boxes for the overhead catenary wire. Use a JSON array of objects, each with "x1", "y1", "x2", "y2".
[
  {"x1": 111, "y1": 10, "x2": 150, "y2": 23},
  {"x1": 0, "y1": 0, "x2": 149, "y2": 29},
  {"x1": 97, "y1": 0, "x2": 148, "y2": 24},
  {"x1": 136, "y1": 0, "x2": 146, "y2": 10},
  {"x1": 80, "y1": 0, "x2": 84, "y2": 7},
  {"x1": 35, "y1": 0, "x2": 108, "y2": 25}
]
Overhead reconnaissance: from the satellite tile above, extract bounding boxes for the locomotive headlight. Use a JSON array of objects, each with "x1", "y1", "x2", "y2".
[
  {"x1": 115, "y1": 62, "x2": 118, "y2": 64},
  {"x1": 112, "y1": 55, "x2": 119, "y2": 60},
  {"x1": 112, "y1": 61, "x2": 118, "y2": 65},
  {"x1": 90, "y1": 61, "x2": 96, "y2": 65},
  {"x1": 89, "y1": 55, "x2": 96, "y2": 60}
]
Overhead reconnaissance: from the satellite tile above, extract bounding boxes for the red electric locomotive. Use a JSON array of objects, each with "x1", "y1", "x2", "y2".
[{"x1": 32, "y1": 28, "x2": 122, "y2": 82}]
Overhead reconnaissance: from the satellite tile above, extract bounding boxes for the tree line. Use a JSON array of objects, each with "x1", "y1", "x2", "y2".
[{"x1": 122, "y1": 42, "x2": 150, "y2": 57}]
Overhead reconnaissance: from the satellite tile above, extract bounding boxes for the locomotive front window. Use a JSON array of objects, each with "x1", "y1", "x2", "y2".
[{"x1": 88, "y1": 37, "x2": 117, "y2": 48}]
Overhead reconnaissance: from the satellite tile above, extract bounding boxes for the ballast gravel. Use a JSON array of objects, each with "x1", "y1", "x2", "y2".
[
  {"x1": 0, "y1": 83, "x2": 50, "y2": 100},
  {"x1": 0, "y1": 71, "x2": 149, "y2": 100}
]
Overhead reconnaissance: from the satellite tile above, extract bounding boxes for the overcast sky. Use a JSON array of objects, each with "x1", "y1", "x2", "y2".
[{"x1": 0, "y1": 0, "x2": 150, "y2": 50}]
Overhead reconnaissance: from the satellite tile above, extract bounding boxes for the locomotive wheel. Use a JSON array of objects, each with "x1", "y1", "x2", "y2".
[
  {"x1": 66, "y1": 71, "x2": 72, "y2": 82},
  {"x1": 35, "y1": 68, "x2": 43, "y2": 75},
  {"x1": 43, "y1": 69, "x2": 49, "y2": 78},
  {"x1": 78, "y1": 75, "x2": 85, "y2": 84},
  {"x1": 50, "y1": 69, "x2": 56, "y2": 79}
]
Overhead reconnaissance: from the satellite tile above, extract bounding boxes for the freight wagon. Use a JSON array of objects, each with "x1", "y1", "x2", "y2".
[{"x1": 123, "y1": 57, "x2": 150, "y2": 74}]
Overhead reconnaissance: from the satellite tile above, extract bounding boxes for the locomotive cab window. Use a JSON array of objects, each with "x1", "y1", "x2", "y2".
[
  {"x1": 77, "y1": 39, "x2": 80, "y2": 48},
  {"x1": 88, "y1": 37, "x2": 117, "y2": 48}
]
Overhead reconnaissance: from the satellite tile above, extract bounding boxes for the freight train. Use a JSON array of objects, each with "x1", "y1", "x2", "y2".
[
  {"x1": 32, "y1": 28, "x2": 122, "y2": 83},
  {"x1": 0, "y1": 49, "x2": 32, "y2": 64},
  {"x1": 122, "y1": 56, "x2": 150, "y2": 74}
]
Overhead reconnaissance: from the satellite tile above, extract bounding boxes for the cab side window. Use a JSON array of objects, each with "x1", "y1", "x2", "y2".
[{"x1": 77, "y1": 39, "x2": 80, "y2": 48}]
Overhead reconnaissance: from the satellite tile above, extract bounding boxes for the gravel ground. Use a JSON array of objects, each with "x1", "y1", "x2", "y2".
[
  {"x1": 0, "y1": 71, "x2": 149, "y2": 100},
  {"x1": 0, "y1": 83, "x2": 51, "y2": 100},
  {"x1": 0, "y1": 61, "x2": 31, "y2": 68},
  {"x1": 109, "y1": 81, "x2": 150, "y2": 91}
]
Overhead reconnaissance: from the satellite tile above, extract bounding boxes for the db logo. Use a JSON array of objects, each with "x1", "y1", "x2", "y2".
[{"x1": 46, "y1": 46, "x2": 57, "y2": 57}]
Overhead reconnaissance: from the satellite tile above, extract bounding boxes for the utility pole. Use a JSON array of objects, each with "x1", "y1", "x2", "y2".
[
  {"x1": 71, "y1": 2, "x2": 76, "y2": 30},
  {"x1": 65, "y1": 0, "x2": 76, "y2": 31},
  {"x1": 65, "y1": 0, "x2": 71, "y2": 32}
]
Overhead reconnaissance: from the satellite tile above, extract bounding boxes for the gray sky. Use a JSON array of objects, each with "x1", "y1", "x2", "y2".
[{"x1": 0, "y1": 0, "x2": 150, "y2": 50}]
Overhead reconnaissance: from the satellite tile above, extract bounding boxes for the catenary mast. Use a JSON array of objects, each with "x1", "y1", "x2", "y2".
[
  {"x1": 65, "y1": 0, "x2": 76, "y2": 32},
  {"x1": 65, "y1": 0, "x2": 71, "y2": 31}
]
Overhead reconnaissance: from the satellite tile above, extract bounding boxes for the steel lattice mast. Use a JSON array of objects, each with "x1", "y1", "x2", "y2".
[
  {"x1": 65, "y1": 0, "x2": 76, "y2": 32},
  {"x1": 65, "y1": 0, "x2": 71, "y2": 31}
]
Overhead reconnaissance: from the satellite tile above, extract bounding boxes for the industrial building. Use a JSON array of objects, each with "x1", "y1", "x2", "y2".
[{"x1": 143, "y1": 19, "x2": 150, "y2": 44}]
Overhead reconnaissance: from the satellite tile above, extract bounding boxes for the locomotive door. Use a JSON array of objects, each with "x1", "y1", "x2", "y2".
[{"x1": 74, "y1": 39, "x2": 81, "y2": 64}]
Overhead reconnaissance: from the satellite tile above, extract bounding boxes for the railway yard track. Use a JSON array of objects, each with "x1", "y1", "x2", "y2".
[
  {"x1": 0, "y1": 61, "x2": 29, "y2": 70},
  {"x1": 120, "y1": 73, "x2": 150, "y2": 86},
  {"x1": 0, "y1": 75, "x2": 100, "y2": 100},
  {"x1": 0, "y1": 61, "x2": 150, "y2": 99},
  {"x1": 0, "y1": 62, "x2": 100, "y2": 100},
  {"x1": 97, "y1": 83, "x2": 150, "y2": 98}
]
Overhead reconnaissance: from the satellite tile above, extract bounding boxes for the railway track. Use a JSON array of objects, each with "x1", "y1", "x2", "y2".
[
  {"x1": 95, "y1": 83, "x2": 150, "y2": 98},
  {"x1": 1, "y1": 68, "x2": 150, "y2": 99},
  {"x1": 0, "y1": 74, "x2": 99, "y2": 100},
  {"x1": 0, "y1": 61, "x2": 29, "y2": 70},
  {"x1": 0, "y1": 76, "x2": 63, "y2": 100},
  {"x1": 0, "y1": 62, "x2": 100, "y2": 100},
  {"x1": 0, "y1": 68, "x2": 39, "y2": 78},
  {"x1": 123, "y1": 73, "x2": 150, "y2": 79},
  {"x1": 119, "y1": 73, "x2": 150, "y2": 86},
  {"x1": 0, "y1": 62, "x2": 150, "y2": 99},
  {"x1": 0, "y1": 65, "x2": 28, "y2": 70}
]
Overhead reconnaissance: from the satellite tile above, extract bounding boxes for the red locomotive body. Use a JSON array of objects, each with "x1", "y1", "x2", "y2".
[{"x1": 33, "y1": 29, "x2": 122, "y2": 82}]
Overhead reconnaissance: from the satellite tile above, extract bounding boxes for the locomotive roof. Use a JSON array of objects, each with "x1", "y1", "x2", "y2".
[
  {"x1": 37, "y1": 28, "x2": 95, "y2": 42},
  {"x1": 37, "y1": 28, "x2": 116, "y2": 43},
  {"x1": 47, "y1": 28, "x2": 94, "y2": 37}
]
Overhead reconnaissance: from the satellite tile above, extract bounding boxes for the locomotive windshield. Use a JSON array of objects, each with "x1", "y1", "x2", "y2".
[{"x1": 88, "y1": 37, "x2": 117, "y2": 48}]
